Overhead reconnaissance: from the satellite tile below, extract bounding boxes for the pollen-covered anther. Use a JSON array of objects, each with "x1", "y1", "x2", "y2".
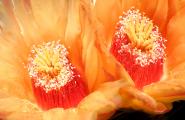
[
  {"x1": 27, "y1": 41, "x2": 88, "y2": 110},
  {"x1": 28, "y1": 41, "x2": 73, "y2": 91},
  {"x1": 111, "y1": 9, "x2": 166, "y2": 89},
  {"x1": 125, "y1": 18, "x2": 154, "y2": 51}
]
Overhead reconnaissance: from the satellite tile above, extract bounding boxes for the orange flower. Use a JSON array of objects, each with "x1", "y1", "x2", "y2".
[
  {"x1": 94, "y1": 0, "x2": 185, "y2": 114},
  {"x1": 0, "y1": 0, "x2": 126, "y2": 119},
  {"x1": 1, "y1": 0, "x2": 185, "y2": 120}
]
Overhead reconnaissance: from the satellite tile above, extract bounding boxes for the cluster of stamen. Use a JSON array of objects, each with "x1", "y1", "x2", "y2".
[
  {"x1": 115, "y1": 9, "x2": 166, "y2": 67},
  {"x1": 28, "y1": 41, "x2": 74, "y2": 92}
]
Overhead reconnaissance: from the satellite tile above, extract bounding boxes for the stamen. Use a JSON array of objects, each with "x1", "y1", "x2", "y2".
[
  {"x1": 27, "y1": 41, "x2": 88, "y2": 110},
  {"x1": 111, "y1": 9, "x2": 166, "y2": 89}
]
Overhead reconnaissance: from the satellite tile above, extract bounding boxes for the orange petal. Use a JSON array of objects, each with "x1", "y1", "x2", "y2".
[
  {"x1": 84, "y1": 40, "x2": 101, "y2": 91},
  {"x1": 2, "y1": 104, "x2": 95, "y2": 120},
  {"x1": 64, "y1": 0, "x2": 92, "y2": 71},
  {"x1": 166, "y1": 7, "x2": 185, "y2": 70},
  {"x1": 0, "y1": 93, "x2": 40, "y2": 120},
  {"x1": 0, "y1": 0, "x2": 20, "y2": 34},
  {"x1": 82, "y1": 5, "x2": 131, "y2": 91},
  {"x1": 0, "y1": 36, "x2": 34, "y2": 101},
  {"x1": 79, "y1": 80, "x2": 125, "y2": 119},
  {"x1": 8, "y1": 0, "x2": 42, "y2": 44},
  {"x1": 133, "y1": 0, "x2": 168, "y2": 33},
  {"x1": 94, "y1": 0, "x2": 122, "y2": 44},
  {"x1": 41, "y1": 108, "x2": 96, "y2": 120},
  {"x1": 150, "y1": 0, "x2": 168, "y2": 33},
  {"x1": 81, "y1": 18, "x2": 105, "y2": 90},
  {"x1": 30, "y1": 0, "x2": 68, "y2": 39},
  {"x1": 168, "y1": 0, "x2": 185, "y2": 19},
  {"x1": 126, "y1": 0, "x2": 168, "y2": 32}
]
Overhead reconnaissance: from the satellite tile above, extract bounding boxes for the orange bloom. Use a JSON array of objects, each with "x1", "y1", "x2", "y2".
[
  {"x1": 0, "y1": 0, "x2": 125, "y2": 119},
  {"x1": 1, "y1": 0, "x2": 185, "y2": 120},
  {"x1": 94, "y1": 0, "x2": 185, "y2": 114}
]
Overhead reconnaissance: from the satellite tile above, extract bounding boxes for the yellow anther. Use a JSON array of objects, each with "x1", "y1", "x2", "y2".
[
  {"x1": 124, "y1": 12, "x2": 155, "y2": 51},
  {"x1": 29, "y1": 41, "x2": 68, "y2": 80}
]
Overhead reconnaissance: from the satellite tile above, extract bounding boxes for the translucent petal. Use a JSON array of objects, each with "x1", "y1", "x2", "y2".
[
  {"x1": 0, "y1": 0, "x2": 20, "y2": 34},
  {"x1": 30, "y1": 0, "x2": 67, "y2": 39}
]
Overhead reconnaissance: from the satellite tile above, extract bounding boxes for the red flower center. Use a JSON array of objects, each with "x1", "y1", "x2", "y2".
[
  {"x1": 110, "y1": 9, "x2": 166, "y2": 89},
  {"x1": 27, "y1": 41, "x2": 88, "y2": 110}
]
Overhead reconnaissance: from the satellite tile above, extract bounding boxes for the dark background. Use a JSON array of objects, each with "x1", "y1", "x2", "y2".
[{"x1": 109, "y1": 101, "x2": 185, "y2": 120}]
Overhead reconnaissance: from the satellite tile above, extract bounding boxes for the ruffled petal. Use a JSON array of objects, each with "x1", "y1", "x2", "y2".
[{"x1": 119, "y1": 85, "x2": 168, "y2": 113}]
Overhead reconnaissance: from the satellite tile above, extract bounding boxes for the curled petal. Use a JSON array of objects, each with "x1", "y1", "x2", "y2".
[
  {"x1": 119, "y1": 85, "x2": 168, "y2": 113},
  {"x1": 144, "y1": 62, "x2": 185, "y2": 103},
  {"x1": 79, "y1": 80, "x2": 124, "y2": 113}
]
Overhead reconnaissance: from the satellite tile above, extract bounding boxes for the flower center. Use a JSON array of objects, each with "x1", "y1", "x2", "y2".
[
  {"x1": 28, "y1": 41, "x2": 73, "y2": 92},
  {"x1": 27, "y1": 41, "x2": 88, "y2": 110},
  {"x1": 123, "y1": 10, "x2": 154, "y2": 51},
  {"x1": 111, "y1": 9, "x2": 166, "y2": 89}
]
